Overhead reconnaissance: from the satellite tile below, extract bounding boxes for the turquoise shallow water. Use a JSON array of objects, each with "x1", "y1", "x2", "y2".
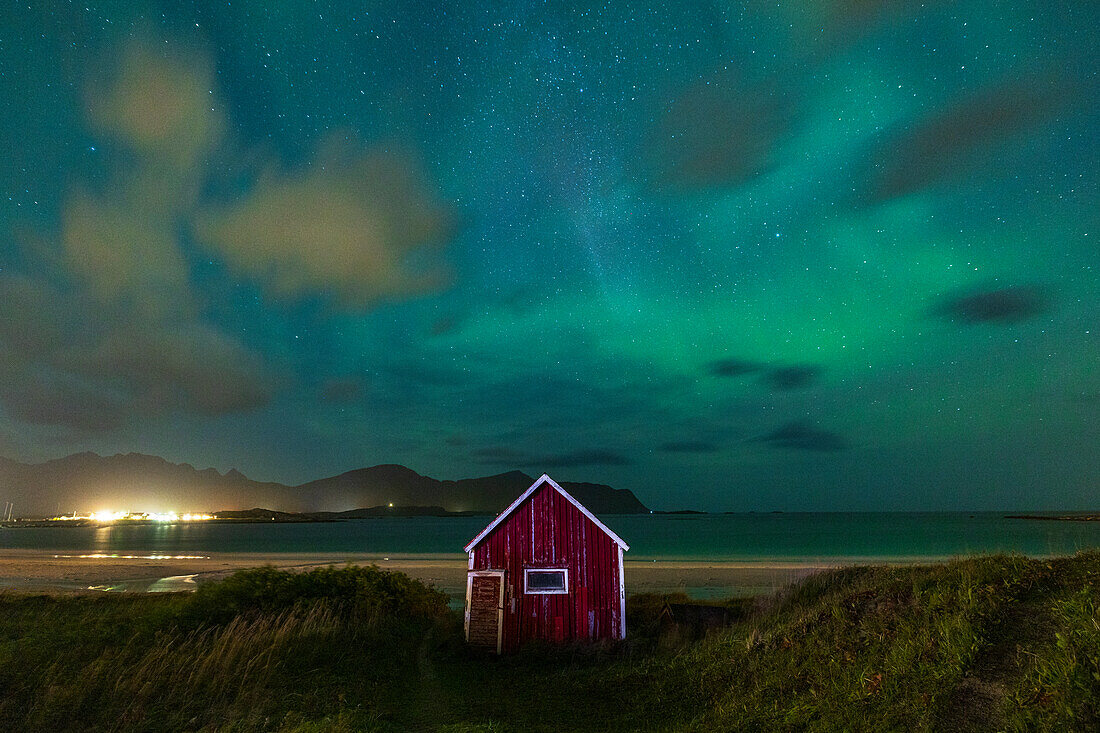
[{"x1": 2, "y1": 513, "x2": 1099, "y2": 560}]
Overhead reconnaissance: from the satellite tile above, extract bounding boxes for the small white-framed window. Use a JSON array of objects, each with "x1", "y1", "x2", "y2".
[{"x1": 524, "y1": 568, "x2": 568, "y2": 594}]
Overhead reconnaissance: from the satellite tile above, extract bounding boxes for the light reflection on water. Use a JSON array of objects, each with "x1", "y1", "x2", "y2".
[
  {"x1": 4, "y1": 514, "x2": 1100, "y2": 560},
  {"x1": 54, "y1": 554, "x2": 209, "y2": 560},
  {"x1": 92, "y1": 525, "x2": 111, "y2": 554}
]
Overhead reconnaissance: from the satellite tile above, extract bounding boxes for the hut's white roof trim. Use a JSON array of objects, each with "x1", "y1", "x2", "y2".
[{"x1": 463, "y1": 473, "x2": 630, "y2": 553}]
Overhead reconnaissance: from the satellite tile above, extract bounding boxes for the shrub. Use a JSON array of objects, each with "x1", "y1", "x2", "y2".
[
  {"x1": 184, "y1": 564, "x2": 451, "y2": 627},
  {"x1": 0, "y1": 566, "x2": 455, "y2": 731}
]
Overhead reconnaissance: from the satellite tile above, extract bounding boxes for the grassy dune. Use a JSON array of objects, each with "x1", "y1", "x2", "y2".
[{"x1": 0, "y1": 554, "x2": 1096, "y2": 731}]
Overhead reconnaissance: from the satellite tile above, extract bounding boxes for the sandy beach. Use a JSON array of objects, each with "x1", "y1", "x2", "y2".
[{"x1": 0, "y1": 549, "x2": 854, "y2": 599}]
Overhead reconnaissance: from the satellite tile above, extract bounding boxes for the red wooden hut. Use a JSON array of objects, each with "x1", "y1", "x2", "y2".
[{"x1": 463, "y1": 473, "x2": 629, "y2": 653}]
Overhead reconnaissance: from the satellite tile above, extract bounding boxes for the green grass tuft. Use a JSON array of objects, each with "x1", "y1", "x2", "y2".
[{"x1": 0, "y1": 554, "x2": 1097, "y2": 731}]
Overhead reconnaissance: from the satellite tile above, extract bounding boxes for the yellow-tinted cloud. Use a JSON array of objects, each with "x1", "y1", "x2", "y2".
[
  {"x1": 61, "y1": 190, "x2": 190, "y2": 318},
  {"x1": 195, "y1": 135, "x2": 454, "y2": 306},
  {"x1": 86, "y1": 41, "x2": 224, "y2": 176},
  {"x1": 61, "y1": 40, "x2": 222, "y2": 314},
  {"x1": 3, "y1": 37, "x2": 455, "y2": 434},
  {"x1": 0, "y1": 39, "x2": 277, "y2": 430}
]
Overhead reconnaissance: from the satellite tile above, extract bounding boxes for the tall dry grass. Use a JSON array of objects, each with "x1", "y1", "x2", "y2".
[
  {"x1": 0, "y1": 565, "x2": 452, "y2": 732},
  {"x1": 1, "y1": 555, "x2": 1097, "y2": 731}
]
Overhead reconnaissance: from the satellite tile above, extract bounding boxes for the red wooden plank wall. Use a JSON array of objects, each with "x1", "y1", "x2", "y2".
[{"x1": 470, "y1": 483, "x2": 622, "y2": 651}]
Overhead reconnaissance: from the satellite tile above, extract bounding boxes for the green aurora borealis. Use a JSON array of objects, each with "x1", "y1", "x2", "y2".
[{"x1": 0, "y1": 1, "x2": 1097, "y2": 510}]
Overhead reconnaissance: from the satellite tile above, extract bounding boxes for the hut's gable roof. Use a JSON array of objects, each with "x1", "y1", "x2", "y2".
[{"x1": 464, "y1": 473, "x2": 630, "y2": 553}]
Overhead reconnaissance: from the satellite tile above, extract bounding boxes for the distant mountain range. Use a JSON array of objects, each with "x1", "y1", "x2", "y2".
[{"x1": 0, "y1": 452, "x2": 649, "y2": 517}]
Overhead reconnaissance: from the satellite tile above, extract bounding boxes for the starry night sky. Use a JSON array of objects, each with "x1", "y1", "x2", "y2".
[{"x1": 1, "y1": 1, "x2": 1097, "y2": 511}]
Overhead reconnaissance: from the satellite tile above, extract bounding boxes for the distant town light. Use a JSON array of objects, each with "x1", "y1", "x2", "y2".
[
  {"x1": 54, "y1": 553, "x2": 210, "y2": 560},
  {"x1": 49, "y1": 510, "x2": 215, "y2": 523}
]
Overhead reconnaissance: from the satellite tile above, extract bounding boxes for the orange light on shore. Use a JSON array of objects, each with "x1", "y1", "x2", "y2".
[
  {"x1": 49, "y1": 511, "x2": 215, "y2": 522},
  {"x1": 53, "y1": 553, "x2": 210, "y2": 560}
]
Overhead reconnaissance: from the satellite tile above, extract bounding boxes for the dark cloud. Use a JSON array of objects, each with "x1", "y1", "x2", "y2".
[
  {"x1": 319, "y1": 377, "x2": 365, "y2": 403},
  {"x1": 0, "y1": 269, "x2": 274, "y2": 427},
  {"x1": 0, "y1": 275, "x2": 69, "y2": 357},
  {"x1": 473, "y1": 446, "x2": 629, "y2": 468},
  {"x1": 757, "y1": 422, "x2": 848, "y2": 452},
  {"x1": 799, "y1": 0, "x2": 941, "y2": 52},
  {"x1": 71, "y1": 325, "x2": 275, "y2": 416},
  {"x1": 763, "y1": 365, "x2": 820, "y2": 391},
  {"x1": 380, "y1": 358, "x2": 469, "y2": 386},
  {"x1": 659, "y1": 440, "x2": 720, "y2": 454},
  {"x1": 0, "y1": 370, "x2": 126, "y2": 432},
  {"x1": 0, "y1": 277, "x2": 119, "y2": 432},
  {"x1": 471, "y1": 445, "x2": 526, "y2": 463},
  {"x1": 818, "y1": 0, "x2": 905, "y2": 35},
  {"x1": 708, "y1": 358, "x2": 764, "y2": 378},
  {"x1": 0, "y1": 313, "x2": 274, "y2": 431},
  {"x1": 707, "y1": 359, "x2": 820, "y2": 391},
  {"x1": 648, "y1": 70, "x2": 795, "y2": 188},
  {"x1": 430, "y1": 317, "x2": 457, "y2": 336},
  {"x1": 534, "y1": 449, "x2": 630, "y2": 468},
  {"x1": 868, "y1": 73, "x2": 1075, "y2": 202},
  {"x1": 935, "y1": 285, "x2": 1049, "y2": 324}
]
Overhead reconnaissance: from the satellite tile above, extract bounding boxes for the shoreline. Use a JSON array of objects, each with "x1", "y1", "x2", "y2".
[{"x1": 0, "y1": 549, "x2": 988, "y2": 599}]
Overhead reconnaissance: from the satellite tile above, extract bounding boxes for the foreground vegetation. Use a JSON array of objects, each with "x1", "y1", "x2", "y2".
[{"x1": 0, "y1": 554, "x2": 1097, "y2": 731}]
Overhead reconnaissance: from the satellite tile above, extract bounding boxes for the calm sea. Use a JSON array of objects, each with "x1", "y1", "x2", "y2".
[{"x1": 2, "y1": 513, "x2": 1099, "y2": 560}]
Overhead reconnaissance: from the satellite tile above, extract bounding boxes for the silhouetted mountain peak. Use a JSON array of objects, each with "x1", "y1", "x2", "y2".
[
  {"x1": 366, "y1": 463, "x2": 427, "y2": 478},
  {"x1": 0, "y1": 453, "x2": 650, "y2": 516},
  {"x1": 486, "y1": 470, "x2": 533, "y2": 482}
]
